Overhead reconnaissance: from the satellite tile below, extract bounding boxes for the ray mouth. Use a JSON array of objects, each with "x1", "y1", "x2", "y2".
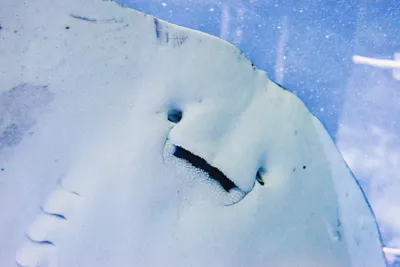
[{"x1": 173, "y1": 146, "x2": 238, "y2": 193}]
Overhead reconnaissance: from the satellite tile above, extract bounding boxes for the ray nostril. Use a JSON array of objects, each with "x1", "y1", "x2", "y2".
[
  {"x1": 256, "y1": 167, "x2": 266, "y2": 186},
  {"x1": 167, "y1": 108, "x2": 183, "y2": 123}
]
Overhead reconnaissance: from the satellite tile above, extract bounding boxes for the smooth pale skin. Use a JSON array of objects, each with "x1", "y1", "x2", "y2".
[{"x1": 0, "y1": 0, "x2": 386, "y2": 266}]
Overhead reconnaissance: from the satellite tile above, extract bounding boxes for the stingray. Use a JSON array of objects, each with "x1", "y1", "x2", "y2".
[{"x1": 0, "y1": 0, "x2": 387, "y2": 266}]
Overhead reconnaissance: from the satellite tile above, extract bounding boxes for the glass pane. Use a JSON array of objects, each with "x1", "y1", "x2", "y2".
[{"x1": 1, "y1": 0, "x2": 399, "y2": 265}]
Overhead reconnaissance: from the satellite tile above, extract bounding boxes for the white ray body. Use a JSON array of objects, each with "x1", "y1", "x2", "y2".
[{"x1": 0, "y1": 0, "x2": 386, "y2": 266}]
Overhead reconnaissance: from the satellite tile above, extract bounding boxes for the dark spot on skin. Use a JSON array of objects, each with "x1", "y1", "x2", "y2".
[
  {"x1": 303, "y1": 165, "x2": 306, "y2": 169},
  {"x1": 65, "y1": 26, "x2": 70, "y2": 30},
  {"x1": 0, "y1": 83, "x2": 53, "y2": 152},
  {"x1": 1, "y1": 168, "x2": 4, "y2": 171},
  {"x1": 172, "y1": 35, "x2": 187, "y2": 47},
  {"x1": 334, "y1": 231, "x2": 342, "y2": 241},
  {"x1": 0, "y1": 124, "x2": 23, "y2": 149},
  {"x1": 173, "y1": 146, "x2": 237, "y2": 192},
  {"x1": 13, "y1": 30, "x2": 18, "y2": 34},
  {"x1": 294, "y1": 130, "x2": 298, "y2": 135},
  {"x1": 0, "y1": 25, "x2": 2, "y2": 31},
  {"x1": 292, "y1": 168, "x2": 296, "y2": 172},
  {"x1": 167, "y1": 109, "x2": 182, "y2": 123},
  {"x1": 154, "y1": 18, "x2": 161, "y2": 40},
  {"x1": 166, "y1": 32, "x2": 170, "y2": 43},
  {"x1": 70, "y1": 14, "x2": 97, "y2": 23},
  {"x1": 153, "y1": 18, "x2": 186, "y2": 47}
]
